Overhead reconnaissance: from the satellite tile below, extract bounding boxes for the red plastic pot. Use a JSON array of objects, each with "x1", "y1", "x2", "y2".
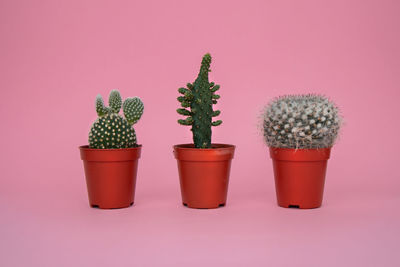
[
  {"x1": 269, "y1": 147, "x2": 331, "y2": 209},
  {"x1": 79, "y1": 145, "x2": 141, "y2": 209},
  {"x1": 173, "y1": 144, "x2": 235, "y2": 209}
]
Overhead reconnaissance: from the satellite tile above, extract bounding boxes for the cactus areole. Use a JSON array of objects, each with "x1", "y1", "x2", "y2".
[{"x1": 177, "y1": 53, "x2": 222, "y2": 148}]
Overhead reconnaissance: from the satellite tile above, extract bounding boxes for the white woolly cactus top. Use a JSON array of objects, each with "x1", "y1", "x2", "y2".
[{"x1": 263, "y1": 94, "x2": 342, "y2": 149}]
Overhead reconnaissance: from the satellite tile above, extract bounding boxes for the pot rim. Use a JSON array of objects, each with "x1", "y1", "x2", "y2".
[
  {"x1": 268, "y1": 146, "x2": 332, "y2": 151},
  {"x1": 79, "y1": 145, "x2": 142, "y2": 162},
  {"x1": 269, "y1": 146, "x2": 331, "y2": 161},
  {"x1": 173, "y1": 143, "x2": 235, "y2": 161},
  {"x1": 79, "y1": 144, "x2": 142, "y2": 151},
  {"x1": 173, "y1": 143, "x2": 235, "y2": 150}
]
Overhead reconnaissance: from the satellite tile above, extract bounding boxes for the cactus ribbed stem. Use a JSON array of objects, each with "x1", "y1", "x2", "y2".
[
  {"x1": 176, "y1": 54, "x2": 222, "y2": 148},
  {"x1": 262, "y1": 94, "x2": 342, "y2": 149}
]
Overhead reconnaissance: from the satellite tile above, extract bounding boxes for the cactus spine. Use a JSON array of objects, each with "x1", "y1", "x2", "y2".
[
  {"x1": 177, "y1": 54, "x2": 222, "y2": 148},
  {"x1": 89, "y1": 90, "x2": 144, "y2": 149},
  {"x1": 263, "y1": 94, "x2": 342, "y2": 149}
]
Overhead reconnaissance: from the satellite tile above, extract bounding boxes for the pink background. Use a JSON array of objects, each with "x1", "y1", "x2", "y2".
[{"x1": 1, "y1": 0, "x2": 399, "y2": 266}]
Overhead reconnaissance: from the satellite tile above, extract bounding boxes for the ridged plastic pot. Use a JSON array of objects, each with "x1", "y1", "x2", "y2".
[
  {"x1": 173, "y1": 144, "x2": 235, "y2": 209},
  {"x1": 79, "y1": 145, "x2": 141, "y2": 209},
  {"x1": 269, "y1": 147, "x2": 331, "y2": 209}
]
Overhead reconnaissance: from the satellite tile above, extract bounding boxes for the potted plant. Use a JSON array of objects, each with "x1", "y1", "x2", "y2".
[
  {"x1": 173, "y1": 53, "x2": 235, "y2": 209},
  {"x1": 262, "y1": 94, "x2": 342, "y2": 209},
  {"x1": 79, "y1": 90, "x2": 144, "y2": 209}
]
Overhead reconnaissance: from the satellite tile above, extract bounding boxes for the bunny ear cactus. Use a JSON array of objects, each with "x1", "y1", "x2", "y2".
[
  {"x1": 263, "y1": 94, "x2": 342, "y2": 149},
  {"x1": 89, "y1": 90, "x2": 144, "y2": 149},
  {"x1": 177, "y1": 53, "x2": 222, "y2": 148}
]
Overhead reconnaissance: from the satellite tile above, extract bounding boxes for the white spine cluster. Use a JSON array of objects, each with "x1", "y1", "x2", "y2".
[{"x1": 263, "y1": 94, "x2": 342, "y2": 149}]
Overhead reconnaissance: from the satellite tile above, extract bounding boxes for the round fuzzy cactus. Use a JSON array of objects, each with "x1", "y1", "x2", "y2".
[
  {"x1": 263, "y1": 94, "x2": 342, "y2": 149},
  {"x1": 89, "y1": 90, "x2": 144, "y2": 149}
]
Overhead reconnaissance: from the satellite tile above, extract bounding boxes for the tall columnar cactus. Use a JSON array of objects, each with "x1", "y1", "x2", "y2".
[
  {"x1": 263, "y1": 94, "x2": 342, "y2": 149},
  {"x1": 177, "y1": 53, "x2": 222, "y2": 148},
  {"x1": 89, "y1": 90, "x2": 144, "y2": 149}
]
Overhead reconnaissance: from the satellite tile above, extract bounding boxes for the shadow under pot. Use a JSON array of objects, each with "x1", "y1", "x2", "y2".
[
  {"x1": 173, "y1": 144, "x2": 235, "y2": 209},
  {"x1": 79, "y1": 145, "x2": 141, "y2": 209},
  {"x1": 269, "y1": 147, "x2": 331, "y2": 209}
]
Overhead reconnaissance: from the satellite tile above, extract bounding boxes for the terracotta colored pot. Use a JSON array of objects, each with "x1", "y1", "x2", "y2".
[
  {"x1": 79, "y1": 145, "x2": 141, "y2": 209},
  {"x1": 269, "y1": 147, "x2": 331, "y2": 209},
  {"x1": 173, "y1": 144, "x2": 235, "y2": 209}
]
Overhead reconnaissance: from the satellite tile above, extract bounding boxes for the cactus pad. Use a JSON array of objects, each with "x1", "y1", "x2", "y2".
[
  {"x1": 123, "y1": 97, "x2": 144, "y2": 125},
  {"x1": 89, "y1": 114, "x2": 136, "y2": 149},
  {"x1": 89, "y1": 90, "x2": 143, "y2": 149}
]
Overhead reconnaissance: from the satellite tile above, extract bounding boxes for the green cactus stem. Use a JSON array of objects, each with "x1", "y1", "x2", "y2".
[{"x1": 176, "y1": 53, "x2": 222, "y2": 148}]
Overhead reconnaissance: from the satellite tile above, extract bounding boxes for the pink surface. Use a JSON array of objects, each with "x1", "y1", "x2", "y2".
[{"x1": 1, "y1": 0, "x2": 399, "y2": 266}]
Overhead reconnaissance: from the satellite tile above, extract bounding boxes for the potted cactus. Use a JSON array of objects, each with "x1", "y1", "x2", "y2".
[
  {"x1": 79, "y1": 90, "x2": 144, "y2": 209},
  {"x1": 173, "y1": 53, "x2": 235, "y2": 209},
  {"x1": 262, "y1": 95, "x2": 342, "y2": 209}
]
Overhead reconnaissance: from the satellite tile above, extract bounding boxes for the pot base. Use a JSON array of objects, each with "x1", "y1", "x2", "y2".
[
  {"x1": 279, "y1": 203, "x2": 321, "y2": 209},
  {"x1": 90, "y1": 202, "x2": 134, "y2": 209},
  {"x1": 183, "y1": 202, "x2": 226, "y2": 209}
]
